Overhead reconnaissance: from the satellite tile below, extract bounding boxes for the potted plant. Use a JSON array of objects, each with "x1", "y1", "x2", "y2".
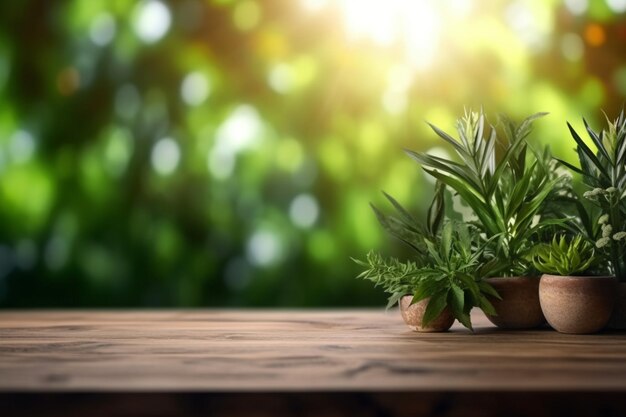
[
  {"x1": 557, "y1": 111, "x2": 626, "y2": 328},
  {"x1": 533, "y1": 236, "x2": 617, "y2": 334},
  {"x1": 354, "y1": 183, "x2": 500, "y2": 332},
  {"x1": 407, "y1": 110, "x2": 565, "y2": 328}
]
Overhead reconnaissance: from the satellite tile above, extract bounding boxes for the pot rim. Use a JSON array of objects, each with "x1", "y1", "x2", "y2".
[{"x1": 540, "y1": 274, "x2": 616, "y2": 280}]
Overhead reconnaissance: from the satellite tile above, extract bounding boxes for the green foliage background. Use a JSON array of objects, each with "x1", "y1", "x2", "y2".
[{"x1": 0, "y1": 0, "x2": 625, "y2": 307}]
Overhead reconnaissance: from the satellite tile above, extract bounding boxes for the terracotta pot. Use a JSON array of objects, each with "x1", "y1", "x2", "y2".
[
  {"x1": 607, "y1": 282, "x2": 626, "y2": 330},
  {"x1": 484, "y1": 277, "x2": 545, "y2": 329},
  {"x1": 539, "y1": 274, "x2": 617, "y2": 334},
  {"x1": 399, "y1": 295, "x2": 455, "y2": 332}
]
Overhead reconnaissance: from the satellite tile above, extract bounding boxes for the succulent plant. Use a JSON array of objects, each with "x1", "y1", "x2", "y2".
[{"x1": 531, "y1": 235, "x2": 598, "y2": 276}]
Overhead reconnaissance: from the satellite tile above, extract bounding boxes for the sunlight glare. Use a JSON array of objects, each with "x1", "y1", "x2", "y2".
[{"x1": 338, "y1": 0, "x2": 441, "y2": 69}]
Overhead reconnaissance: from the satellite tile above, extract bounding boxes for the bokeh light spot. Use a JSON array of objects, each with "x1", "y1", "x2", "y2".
[
  {"x1": 133, "y1": 0, "x2": 171, "y2": 44},
  {"x1": 246, "y1": 230, "x2": 283, "y2": 267},
  {"x1": 104, "y1": 129, "x2": 133, "y2": 178},
  {"x1": 561, "y1": 33, "x2": 584, "y2": 62},
  {"x1": 181, "y1": 71, "x2": 211, "y2": 106},
  {"x1": 584, "y1": 23, "x2": 606, "y2": 47},
  {"x1": 340, "y1": 0, "x2": 441, "y2": 68},
  {"x1": 289, "y1": 194, "x2": 320, "y2": 229},
  {"x1": 607, "y1": 0, "x2": 626, "y2": 13},
  {"x1": 207, "y1": 147, "x2": 236, "y2": 180},
  {"x1": 564, "y1": 0, "x2": 588, "y2": 15},
  {"x1": 268, "y1": 63, "x2": 293, "y2": 94},
  {"x1": 215, "y1": 105, "x2": 264, "y2": 154},
  {"x1": 9, "y1": 130, "x2": 36, "y2": 164},
  {"x1": 504, "y1": 1, "x2": 549, "y2": 51},
  {"x1": 151, "y1": 137, "x2": 181, "y2": 176},
  {"x1": 233, "y1": 0, "x2": 261, "y2": 32},
  {"x1": 89, "y1": 12, "x2": 117, "y2": 46}
]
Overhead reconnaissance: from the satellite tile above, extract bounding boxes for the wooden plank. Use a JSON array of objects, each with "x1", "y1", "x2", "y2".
[{"x1": 0, "y1": 310, "x2": 625, "y2": 392}]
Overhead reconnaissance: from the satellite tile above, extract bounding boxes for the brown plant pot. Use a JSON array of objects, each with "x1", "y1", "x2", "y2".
[
  {"x1": 484, "y1": 276, "x2": 545, "y2": 329},
  {"x1": 539, "y1": 274, "x2": 617, "y2": 334},
  {"x1": 399, "y1": 295, "x2": 455, "y2": 332},
  {"x1": 607, "y1": 282, "x2": 626, "y2": 330}
]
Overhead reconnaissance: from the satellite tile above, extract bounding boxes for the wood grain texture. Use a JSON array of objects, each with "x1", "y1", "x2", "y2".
[{"x1": 1, "y1": 309, "x2": 625, "y2": 392}]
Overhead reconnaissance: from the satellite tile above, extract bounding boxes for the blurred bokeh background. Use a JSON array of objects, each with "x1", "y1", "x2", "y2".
[{"x1": 0, "y1": 0, "x2": 625, "y2": 307}]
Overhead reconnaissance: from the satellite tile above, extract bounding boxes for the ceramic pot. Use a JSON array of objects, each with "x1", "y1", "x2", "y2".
[
  {"x1": 607, "y1": 282, "x2": 626, "y2": 330},
  {"x1": 484, "y1": 277, "x2": 545, "y2": 329},
  {"x1": 399, "y1": 295, "x2": 455, "y2": 332},
  {"x1": 539, "y1": 274, "x2": 617, "y2": 334}
]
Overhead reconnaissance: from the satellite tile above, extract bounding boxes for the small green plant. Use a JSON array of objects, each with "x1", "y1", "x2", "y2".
[
  {"x1": 353, "y1": 183, "x2": 500, "y2": 331},
  {"x1": 354, "y1": 223, "x2": 499, "y2": 330},
  {"x1": 531, "y1": 235, "x2": 598, "y2": 276},
  {"x1": 558, "y1": 111, "x2": 626, "y2": 281}
]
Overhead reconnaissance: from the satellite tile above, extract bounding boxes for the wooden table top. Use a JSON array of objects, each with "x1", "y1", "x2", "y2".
[{"x1": 1, "y1": 309, "x2": 625, "y2": 392}]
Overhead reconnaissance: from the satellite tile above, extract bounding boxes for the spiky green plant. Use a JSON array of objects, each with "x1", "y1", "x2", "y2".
[
  {"x1": 406, "y1": 110, "x2": 565, "y2": 276},
  {"x1": 557, "y1": 111, "x2": 626, "y2": 281},
  {"x1": 531, "y1": 235, "x2": 598, "y2": 276}
]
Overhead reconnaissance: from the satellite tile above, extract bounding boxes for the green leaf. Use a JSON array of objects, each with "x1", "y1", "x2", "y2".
[
  {"x1": 382, "y1": 191, "x2": 418, "y2": 229},
  {"x1": 441, "y1": 222, "x2": 453, "y2": 259},
  {"x1": 456, "y1": 272, "x2": 481, "y2": 294},
  {"x1": 426, "y1": 181, "x2": 445, "y2": 236},
  {"x1": 386, "y1": 292, "x2": 405, "y2": 310},
  {"x1": 583, "y1": 118, "x2": 612, "y2": 162},
  {"x1": 478, "y1": 297, "x2": 498, "y2": 316},
  {"x1": 412, "y1": 282, "x2": 433, "y2": 303},
  {"x1": 426, "y1": 122, "x2": 468, "y2": 156},
  {"x1": 505, "y1": 161, "x2": 535, "y2": 220},
  {"x1": 554, "y1": 157, "x2": 585, "y2": 176},
  {"x1": 478, "y1": 129, "x2": 497, "y2": 177},
  {"x1": 423, "y1": 169, "x2": 499, "y2": 235},
  {"x1": 455, "y1": 310, "x2": 473, "y2": 331},
  {"x1": 406, "y1": 150, "x2": 484, "y2": 195},
  {"x1": 478, "y1": 280, "x2": 501, "y2": 299},
  {"x1": 370, "y1": 204, "x2": 424, "y2": 253},
  {"x1": 449, "y1": 283, "x2": 465, "y2": 313},
  {"x1": 513, "y1": 177, "x2": 561, "y2": 234},
  {"x1": 486, "y1": 129, "x2": 530, "y2": 197},
  {"x1": 568, "y1": 122, "x2": 611, "y2": 181},
  {"x1": 422, "y1": 291, "x2": 448, "y2": 327}
]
